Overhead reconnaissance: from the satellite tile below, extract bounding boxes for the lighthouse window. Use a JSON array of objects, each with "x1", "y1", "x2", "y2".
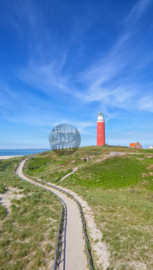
[
  {"x1": 99, "y1": 126, "x2": 101, "y2": 128},
  {"x1": 99, "y1": 135, "x2": 101, "y2": 137}
]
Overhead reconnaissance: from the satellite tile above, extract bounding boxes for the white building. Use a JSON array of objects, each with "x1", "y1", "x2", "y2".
[{"x1": 148, "y1": 145, "x2": 153, "y2": 149}]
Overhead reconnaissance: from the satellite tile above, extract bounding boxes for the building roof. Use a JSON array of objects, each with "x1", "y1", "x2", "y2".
[
  {"x1": 130, "y1": 142, "x2": 142, "y2": 148},
  {"x1": 130, "y1": 143, "x2": 137, "y2": 147}
]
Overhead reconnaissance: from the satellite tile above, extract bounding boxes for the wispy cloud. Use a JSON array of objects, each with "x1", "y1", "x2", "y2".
[
  {"x1": 11, "y1": 0, "x2": 152, "y2": 118},
  {"x1": 17, "y1": 55, "x2": 70, "y2": 96},
  {"x1": 137, "y1": 96, "x2": 153, "y2": 112},
  {"x1": 125, "y1": 0, "x2": 152, "y2": 25},
  {"x1": 6, "y1": 0, "x2": 43, "y2": 33},
  {"x1": 125, "y1": 131, "x2": 137, "y2": 134},
  {"x1": 74, "y1": 0, "x2": 153, "y2": 113},
  {"x1": 44, "y1": 120, "x2": 93, "y2": 135},
  {"x1": 1, "y1": 0, "x2": 153, "y2": 133}
]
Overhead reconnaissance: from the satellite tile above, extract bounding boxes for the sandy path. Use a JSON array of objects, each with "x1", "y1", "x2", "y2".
[
  {"x1": 16, "y1": 159, "x2": 88, "y2": 270},
  {"x1": 58, "y1": 167, "x2": 78, "y2": 183},
  {"x1": 49, "y1": 183, "x2": 110, "y2": 270}
]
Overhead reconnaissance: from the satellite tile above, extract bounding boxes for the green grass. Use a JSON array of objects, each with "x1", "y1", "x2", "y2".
[
  {"x1": 61, "y1": 156, "x2": 149, "y2": 189},
  {"x1": 0, "y1": 183, "x2": 6, "y2": 193},
  {"x1": 0, "y1": 204, "x2": 6, "y2": 219},
  {"x1": 0, "y1": 157, "x2": 61, "y2": 270},
  {"x1": 24, "y1": 146, "x2": 153, "y2": 269},
  {"x1": 24, "y1": 155, "x2": 73, "y2": 183}
]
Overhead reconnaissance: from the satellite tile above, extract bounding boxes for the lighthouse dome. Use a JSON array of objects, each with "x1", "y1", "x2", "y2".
[{"x1": 97, "y1": 110, "x2": 104, "y2": 122}]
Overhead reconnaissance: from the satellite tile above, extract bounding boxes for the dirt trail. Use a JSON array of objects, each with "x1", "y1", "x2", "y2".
[
  {"x1": 58, "y1": 167, "x2": 78, "y2": 183},
  {"x1": 17, "y1": 159, "x2": 88, "y2": 270}
]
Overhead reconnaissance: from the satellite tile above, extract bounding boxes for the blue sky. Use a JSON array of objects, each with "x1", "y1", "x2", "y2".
[{"x1": 0, "y1": 0, "x2": 153, "y2": 149}]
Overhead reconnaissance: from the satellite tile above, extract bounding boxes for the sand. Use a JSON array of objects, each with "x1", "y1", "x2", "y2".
[
  {"x1": 0, "y1": 156, "x2": 23, "y2": 160},
  {"x1": 0, "y1": 187, "x2": 24, "y2": 213}
]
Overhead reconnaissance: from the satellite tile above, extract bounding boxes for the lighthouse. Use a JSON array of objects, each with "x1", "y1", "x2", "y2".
[{"x1": 97, "y1": 110, "x2": 105, "y2": 146}]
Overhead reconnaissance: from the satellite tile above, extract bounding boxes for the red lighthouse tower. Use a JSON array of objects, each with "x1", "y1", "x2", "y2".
[{"x1": 97, "y1": 110, "x2": 105, "y2": 146}]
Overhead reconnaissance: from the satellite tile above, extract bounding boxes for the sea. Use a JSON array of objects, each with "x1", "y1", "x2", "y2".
[{"x1": 0, "y1": 149, "x2": 50, "y2": 156}]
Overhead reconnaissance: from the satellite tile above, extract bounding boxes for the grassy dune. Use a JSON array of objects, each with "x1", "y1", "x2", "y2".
[
  {"x1": 25, "y1": 146, "x2": 153, "y2": 270},
  {"x1": 0, "y1": 158, "x2": 61, "y2": 270}
]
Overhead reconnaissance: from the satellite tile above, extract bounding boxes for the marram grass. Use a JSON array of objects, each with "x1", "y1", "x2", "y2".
[{"x1": 0, "y1": 157, "x2": 61, "y2": 270}]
